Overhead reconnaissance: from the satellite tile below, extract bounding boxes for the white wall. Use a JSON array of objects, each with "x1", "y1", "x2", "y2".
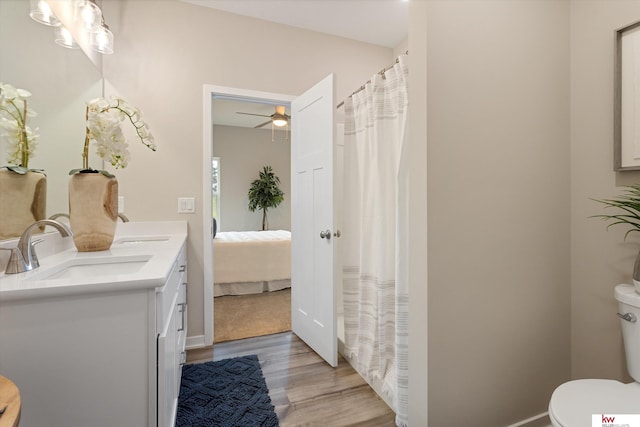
[
  {"x1": 101, "y1": 0, "x2": 394, "y2": 339},
  {"x1": 212, "y1": 125, "x2": 291, "y2": 232}
]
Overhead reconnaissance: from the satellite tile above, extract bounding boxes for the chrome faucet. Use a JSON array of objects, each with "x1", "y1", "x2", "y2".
[{"x1": 3, "y1": 219, "x2": 73, "y2": 274}]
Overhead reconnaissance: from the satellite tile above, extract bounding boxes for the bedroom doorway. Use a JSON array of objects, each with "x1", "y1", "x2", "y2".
[
  {"x1": 202, "y1": 85, "x2": 296, "y2": 347},
  {"x1": 202, "y1": 81, "x2": 340, "y2": 368}
]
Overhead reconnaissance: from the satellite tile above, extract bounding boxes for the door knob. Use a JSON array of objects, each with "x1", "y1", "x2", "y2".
[{"x1": 320, "y1": 230, "x2": 331, "y2": 239}]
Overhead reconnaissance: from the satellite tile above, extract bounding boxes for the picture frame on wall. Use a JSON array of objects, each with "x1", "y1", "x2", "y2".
[{"x1": 614, "y1": 20, "x2": 640, "y2": 171}]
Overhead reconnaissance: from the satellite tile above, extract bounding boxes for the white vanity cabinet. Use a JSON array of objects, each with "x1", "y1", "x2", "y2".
[
  {"x1": 0, "y1": 222, "x2": 188, "y2": 427},
  {"x1": 157, "y1": 245, "x2": 188, "y2": 427}
]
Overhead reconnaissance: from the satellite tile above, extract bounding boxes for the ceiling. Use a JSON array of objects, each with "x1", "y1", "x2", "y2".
[
  {"x1": 192, "y1": 0, "x2": 408, "y2": 129},
  {"x1": 181, "y1": 0, "x2": 409, "y2": 48}
]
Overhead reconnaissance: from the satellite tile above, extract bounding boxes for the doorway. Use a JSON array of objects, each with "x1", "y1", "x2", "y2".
[{"x1": 201, "y1": 85, "x2": 296, "y2": 346}]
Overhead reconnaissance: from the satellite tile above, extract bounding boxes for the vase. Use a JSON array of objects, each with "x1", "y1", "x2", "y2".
[
  {"x1": 0, "y1": 169, "x2": 46, "y2": 240},
  {"x1": 68, "y1": 172, "x2": 118, "y2": 252}
]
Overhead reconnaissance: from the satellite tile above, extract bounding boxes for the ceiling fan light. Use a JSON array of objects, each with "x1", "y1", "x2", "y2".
[{"x1": 272, "y1": 118, "x2": 288, "y2": 127}]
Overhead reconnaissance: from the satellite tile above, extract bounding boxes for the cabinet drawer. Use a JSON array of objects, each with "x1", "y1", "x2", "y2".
[{"x1": 156, "y1": 246, "x2": 186, "y2": 331}]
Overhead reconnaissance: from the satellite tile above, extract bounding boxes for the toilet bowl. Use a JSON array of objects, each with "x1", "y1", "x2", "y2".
[
  {"x1": 548, "y1": 284, "x2": 640, "y2": 427},
  {"x1": 549, "y1": 379, "x2": 640, "y2": 426}
]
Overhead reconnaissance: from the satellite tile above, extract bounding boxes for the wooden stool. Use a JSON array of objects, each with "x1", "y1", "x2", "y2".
[{"x1": 0, "y1": 375, "x2": 20, "y2": 427}]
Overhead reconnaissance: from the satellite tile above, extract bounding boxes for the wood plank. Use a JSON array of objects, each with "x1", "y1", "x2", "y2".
[{"x1": 186, "y1": 332, "x2": 396, "y2": 426}]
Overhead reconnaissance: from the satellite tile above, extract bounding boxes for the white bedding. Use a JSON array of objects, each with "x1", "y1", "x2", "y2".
[{"x1": 213, "y1": 230, "x2": 291, "y2": 296}]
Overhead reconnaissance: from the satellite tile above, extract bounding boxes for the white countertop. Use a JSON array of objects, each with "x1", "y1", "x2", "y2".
[{"x1": 0, "y1": 221, "x2": 187, "y2": 302}]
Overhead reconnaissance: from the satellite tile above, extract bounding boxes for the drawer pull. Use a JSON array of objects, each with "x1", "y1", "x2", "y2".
[
  {"x1": 179, "y1": 265, "x2": 186, "y2": 272},
  {"x1": 177, "y1": 303, "x2": 187, "y2": 331},
  {"x1": 179, "y1": 351, "x2": 187, "y2": 366}
]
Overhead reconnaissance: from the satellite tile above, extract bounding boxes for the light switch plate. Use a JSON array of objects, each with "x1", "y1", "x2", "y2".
[{"x1": 178, "y1": 197, "x2": 196, "y2": 213}]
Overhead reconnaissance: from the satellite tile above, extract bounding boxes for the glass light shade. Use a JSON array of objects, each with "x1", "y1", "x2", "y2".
[
  {"x1": 76, "y1": 0, "x2": 102, "y2": 31},
  {"x1": 54, "y1": 26, "x2": 80, "y2": 49},
  {"x1": 90, "y1": 25, "x2": 114, "y2": 54},
  {"x1": 29, "y1": 0, "x2": 61, "y2": 26},
  {"x1": 272, "y1": 118, "x2": 288, "y2": 127}
]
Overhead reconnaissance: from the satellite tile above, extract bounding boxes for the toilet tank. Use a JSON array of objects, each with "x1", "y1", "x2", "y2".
[{"x1": 615, "y1": 284, "x2": 640, "y2": 382}]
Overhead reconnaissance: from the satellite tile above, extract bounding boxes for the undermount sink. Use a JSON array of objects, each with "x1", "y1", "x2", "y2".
[
  {"x1": 27, "y1": 254, "x2": 153, "y2": 281},
  {"x1": 114, "y1": 236, "x2": 171, "y2": 245}
]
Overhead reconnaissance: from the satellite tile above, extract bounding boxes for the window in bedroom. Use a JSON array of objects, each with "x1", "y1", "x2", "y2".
[{"x1": 212, "y1": 157, "x2": 220, "y2": 229}]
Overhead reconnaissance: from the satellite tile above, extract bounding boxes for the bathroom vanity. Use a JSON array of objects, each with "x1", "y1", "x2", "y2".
[{"x1": 0, "y1": 221, "x2": 188, "y2": 427}]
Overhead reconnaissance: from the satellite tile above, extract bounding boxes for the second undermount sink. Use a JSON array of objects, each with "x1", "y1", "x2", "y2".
[{"x1": 28, "y1": 254, "x2": 153, "y2": 282}]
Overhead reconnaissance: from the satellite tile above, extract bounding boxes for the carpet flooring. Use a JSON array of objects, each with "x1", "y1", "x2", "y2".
[
  {"x1": 176, "y1": 354, "x2": 279, "y2": 427},
  {"x1": 214, "y1": 289, "x2": 291, "y2": 343}
]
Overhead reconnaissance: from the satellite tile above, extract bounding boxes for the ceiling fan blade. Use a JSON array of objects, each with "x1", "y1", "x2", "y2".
[
  {"x1": 254, "y1": 120, "x2": 272, "y2": 128},
  {"x1": 237, "y1": 111, "x2": 271, "y2": 118}
]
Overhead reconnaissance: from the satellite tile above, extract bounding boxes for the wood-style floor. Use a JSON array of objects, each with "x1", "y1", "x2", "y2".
[{"x1": 186, "y1": 332, "x2": 397, "y2": 426}]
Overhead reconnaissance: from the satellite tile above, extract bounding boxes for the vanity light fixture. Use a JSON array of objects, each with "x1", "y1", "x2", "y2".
[
  {"x1": 29, "y1": 0, "x2": 61, "y2": 26},
  {"x1": 54, "y1": 26, "x2": 80, "y2": 49},
  {"x1": 29, "y1": 0, "x2": 115, "y2": 55}
]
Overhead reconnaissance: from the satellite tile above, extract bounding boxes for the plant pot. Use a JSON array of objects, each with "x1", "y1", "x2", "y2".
[
  {"x1": 69, "y1": 172, "x2": 118, "y2": 252},
  {"x1": 633, "y1": 251, "x2": 640, "y2": 293},
  {"x1": 0, "y1": 169, "x2": 46, "y2": 240}
]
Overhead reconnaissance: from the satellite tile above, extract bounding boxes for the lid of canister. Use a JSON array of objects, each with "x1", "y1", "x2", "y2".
[
  {"x1": 614, "y1": 284, "x2": 640, "y2": 307},
  {"x1": 549, "y1": 380, "x2": 640, "y2": 427}
]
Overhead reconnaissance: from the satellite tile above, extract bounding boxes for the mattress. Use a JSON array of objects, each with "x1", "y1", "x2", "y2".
[{"x1": 213, "y1": 230, "x2": 291, "y2": 296}]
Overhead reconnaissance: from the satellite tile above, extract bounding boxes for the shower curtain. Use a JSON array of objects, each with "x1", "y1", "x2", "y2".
[{"x1": 342, "y1": 54, "x2": 409, "y2": 427}]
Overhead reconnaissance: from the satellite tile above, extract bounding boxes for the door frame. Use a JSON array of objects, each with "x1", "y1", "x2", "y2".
[{"x1": 201, "y1": 84, "x2": 296, "y2": 346}]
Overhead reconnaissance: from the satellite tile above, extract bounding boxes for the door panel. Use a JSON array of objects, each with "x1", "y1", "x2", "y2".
[{"x1": 291, "y1": 74, "x2": 337, "y2": 367}]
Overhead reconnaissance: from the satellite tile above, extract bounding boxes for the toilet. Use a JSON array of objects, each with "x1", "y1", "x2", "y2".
[{"x1": 548, "y1": 284, "x2": 640, "y2": 426}]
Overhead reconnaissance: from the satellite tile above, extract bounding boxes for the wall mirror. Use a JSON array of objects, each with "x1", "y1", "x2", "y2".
[
  {"x1": 0, "y1": 0, "x2": 103, "y2": 240},
  {"x1": 614, "y1": 20, "x2": 640, "y2": 171}
]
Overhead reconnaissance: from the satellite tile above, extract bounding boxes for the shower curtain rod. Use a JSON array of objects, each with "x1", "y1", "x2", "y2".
[{"x1": 336, "y1": 50, "x2": 408, "y2": 109}]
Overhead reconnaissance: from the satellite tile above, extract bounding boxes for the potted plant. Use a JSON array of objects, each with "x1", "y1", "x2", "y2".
[
  {"x1": 69, "y1": 96, "x2": 155, "y2": 252},
  {"x1": 0, "y1": 82, "x2": 46, "y2": 239},
  {"x1": 593, "y1": 184, "x2": 640, "y2": 290},
  {"x1": 248, "y1": 165, "x2": 284, "y2": 231}
]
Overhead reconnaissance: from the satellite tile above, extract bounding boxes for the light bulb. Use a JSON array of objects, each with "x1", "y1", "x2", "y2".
[
  {"x1": 55, "y1": 26, "x2": 79, "y2": 49},
  {"x1": 272, "y1": 118, "x2": 288, "y2": 127},
  {"x1": 29, "y1": 0, "x2": 61, "y2": 26},
  {"x1": 77, "y1": 0, "x2": 102, "y2": 31},
  {"x1": 90, "y1": 25, "x2": 114, "y2": 54}
]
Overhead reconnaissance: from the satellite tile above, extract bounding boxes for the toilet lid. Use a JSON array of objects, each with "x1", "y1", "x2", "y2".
[{"x1": 549, "y1": 379, "x2": 640, "y2": 427}]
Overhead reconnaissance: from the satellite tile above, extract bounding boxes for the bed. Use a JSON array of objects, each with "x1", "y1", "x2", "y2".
[{"x1": 213, "y1": 230, "x2": 291, "y2": 297}]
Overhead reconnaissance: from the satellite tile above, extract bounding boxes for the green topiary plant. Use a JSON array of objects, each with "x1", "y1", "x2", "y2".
[
  {"x1": 592, "y1": 184, "x2": 640, "y2": 239},
  {"x1": 248, "y1": 165, "x2": 284, "y2": 231},
  {"x1": 592, "y1": 184, "x2": 640, "y2": 286}
]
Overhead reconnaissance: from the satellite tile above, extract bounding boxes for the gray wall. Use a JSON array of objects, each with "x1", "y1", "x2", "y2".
[
  {"x1": 423, "y1": 1, "x2": 571, "y2": 425},
  {"x1": 102, "y1": 0, "x2": 394, "y2": 339},
  {"x1": 212, "y1": 125, "x2": 291, "y2": 232},
  {"x1": 570, "y1": 1, "x2": 640, "y2": 381}
]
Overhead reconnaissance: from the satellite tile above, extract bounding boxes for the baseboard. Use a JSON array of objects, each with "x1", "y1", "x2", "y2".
[
  {"x1": 505, "y1": 412, "x2": 550, "y2": 427},
  {"x1": 186, "y1": 334, "x2": 206, "y2": 350},
  {"x1": 338, "y1": 339, "x2": 395, "y2": 412}
]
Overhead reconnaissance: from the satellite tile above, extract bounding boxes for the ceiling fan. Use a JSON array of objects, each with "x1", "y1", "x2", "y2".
[
  {"x1": 236, "y1": 105, "x2": 289, "y2": 128},
  {"x1": 236, "y1": 105, "x2": 290, "y2": 141}
]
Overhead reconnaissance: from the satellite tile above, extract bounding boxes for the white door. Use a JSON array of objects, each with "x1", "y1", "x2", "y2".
[{"x1": 291, "y1": 74, "x2": 338, "y2": 367}]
